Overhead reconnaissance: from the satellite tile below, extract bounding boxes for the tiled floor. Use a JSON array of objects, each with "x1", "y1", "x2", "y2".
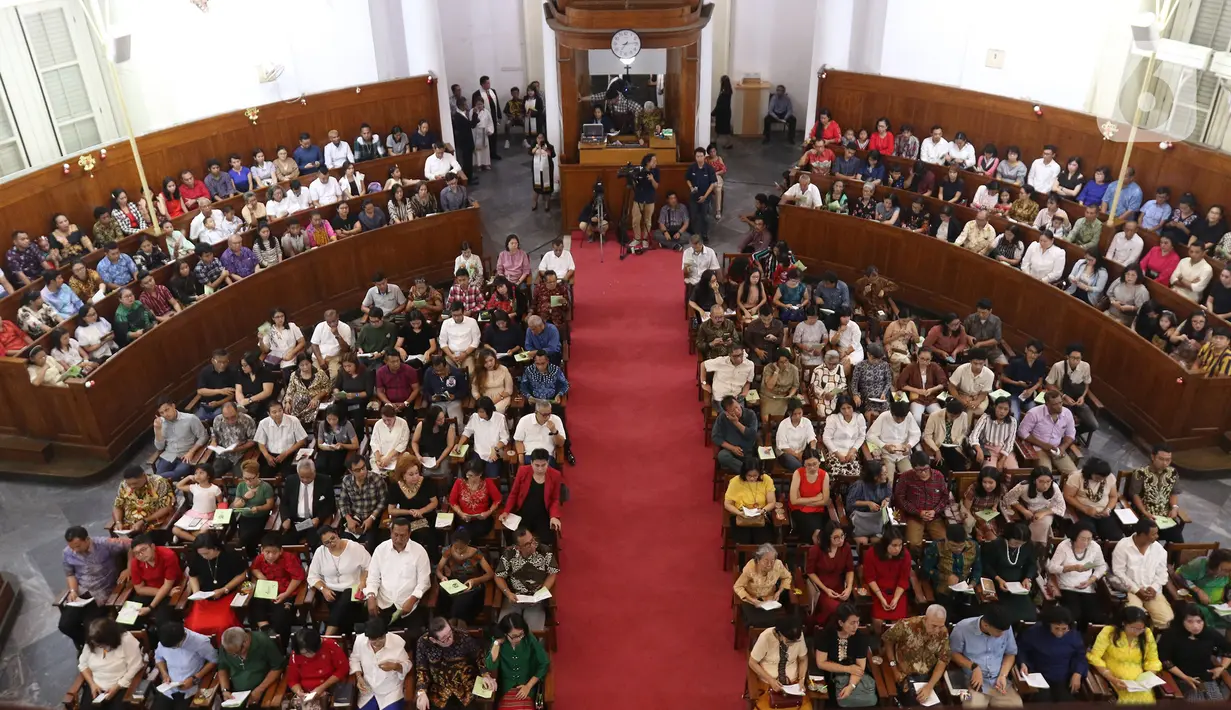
[{"x1": 1, "y1": 136, "x2": 1226, "y2": 706}]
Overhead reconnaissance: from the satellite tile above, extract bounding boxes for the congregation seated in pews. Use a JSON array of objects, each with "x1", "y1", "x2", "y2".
[
  {"x1": 52, "y1": 224, "x2": 579, "y2": 709},
  {"x1": 680, "y1": 217, "x2": 1231, "y2": 708}
]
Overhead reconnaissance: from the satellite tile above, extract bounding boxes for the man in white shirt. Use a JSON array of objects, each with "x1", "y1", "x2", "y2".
[
  {"x1": 458, "y1": 399, "x2": 510, "y2": 478},
  {"x1": 188, "y1": 200, "x2": 224, "y2": 242},
  {"x1": 424, "y1": 143, "x2": 464, "y2": 181},
  {"x1": 1110, "y1": 519, "x2": 1173, "y2": 628},
  {"x1": 307, "y1": 167, "x2": 343, "y2": 207},
  {"x1": 1026, "y1": 144, "x2": 1061, "y2": 194},
  {"x1": 1171, "y1": 242, "x2": 1213, "y2": 302},
  {"x1": 1020, "y1": 232, "x2": 1066, "y2": 285},
  {"x1": 781, "y1": 173, "x2": 823, "y2": 209},
  {"x1": 775, "y1": 403, "x2": 817, "y2": 470},
  {"x1": 1106, "y1": 219, "x2": 1145, "y2": 267},
  {"x1": 867, "y1": 399, "x2": 921, "y2": 478},
  {"x1": 513, "y1": 399, "x2": 566, "y2": 465},
  {"x1": 349, "y1": 618, "x2": 410, "y2": 710},
  {"x1": 364, "y1": 518, "x2": 431, "y2": 630},
  {"x1": 682, "y1": 234, "x2": 720, "y2": 286},
  {"x1": 254, "y1": 401, "x2": 308, "y2": 478},
  {"x1": 310, "y1": 309, "x2": 354, "y2": 378},
  {"x1": 919, "y1": 125, "x2": 949, "y2": 164},
  {"x1": 323, "y1": 129, "x2": 355, "y2": 169},
  {"x1": 282, "y1": 180, "x2": 312, "y2": 214},
  {"x1": 538, "y1": 238, "x2": 576, "y2": 282},
  {"x1": 948, "y1": 348, "x2": 995, "y2": 416},
  {"x1": 437, "y1": 304, "x2": 482, "y2": 375},
  {"x1": 702, "y1": 346, "x2": 755, "y2": 403}
]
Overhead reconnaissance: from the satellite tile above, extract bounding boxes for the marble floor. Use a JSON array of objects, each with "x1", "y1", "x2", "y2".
[{"x1": 1, "y1": 135, "x2": 1226, "y2": 706}]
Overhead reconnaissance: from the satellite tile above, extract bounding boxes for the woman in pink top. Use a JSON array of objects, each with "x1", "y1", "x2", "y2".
[
  {"x1": 1138, "y1": 232, "x2": 1182, "y2": 284},
  {"x1": 497, "y1": 234, "x2": 532, "y2": 303}
]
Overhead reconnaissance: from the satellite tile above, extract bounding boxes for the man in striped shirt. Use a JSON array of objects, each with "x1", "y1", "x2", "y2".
[
  {"x1": 1194, "y1": 329, "x2": 1231, "y2": 377},
  {"x1": 138, "y1": 273, "x2": 182, "y2": 322}
]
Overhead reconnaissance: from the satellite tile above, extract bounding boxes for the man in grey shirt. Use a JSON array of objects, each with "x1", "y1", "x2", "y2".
[
  {"x1": 963, "y1": 298, "x2": 1008, "y2": 366},
  {"x1": 153, "y1": 398, "x2": 207, "y2": 480},
  {"x1": 362, "y1": 272, "x2": 407, "y2": 322},
  {"x1": 763, "y1": 85, "x2": 796, "y2": 143},
  {"x1": 439, "y1": 173, "x2": 477, "y2": 212},
  {"x1": 656, "y1": 191, "x2": 690, "y2": 250}
]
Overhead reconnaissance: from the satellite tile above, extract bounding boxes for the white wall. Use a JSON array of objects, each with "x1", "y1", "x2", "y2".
[
  {"x1": 878, "y1": 0, "x2": 1128, "y2": 113},
  {"x1": 107, "y1": 0, "x2": 377, "y2": 135},
  {"x1": 730, "y1": 0, "x2": 816, "y2": 114},
  {"x1": 438, "y1": 0, "x2": 527, "y2": 103}
]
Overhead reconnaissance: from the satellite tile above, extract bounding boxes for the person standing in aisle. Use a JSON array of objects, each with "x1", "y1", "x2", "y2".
[{"x1": 480, "y1": 76, "x2": 503, "y2": 160}]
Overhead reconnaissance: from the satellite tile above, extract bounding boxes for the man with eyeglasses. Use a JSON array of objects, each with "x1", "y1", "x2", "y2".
[
  {"x1": 494, "y1": 526, "x2": 559, "y2": 631},
  {"x1": 413, "y1": 617, "x2": 483, "y2": 710}
]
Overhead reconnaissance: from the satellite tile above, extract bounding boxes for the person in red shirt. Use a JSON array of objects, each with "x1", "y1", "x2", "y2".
[
  {"x1": 862, "y1": 528, "x2": 913, "y2": 634},
  {"x1": 500, "y1": 449, "x2": 563, "y2": 546},
  {"x1": 127, "y1": 533, "x2": 181, "y2": 629},
  {"x1": 179, "y1": 170, "x2": 212, "y2": 206},
  {"x1": 808, "y1": 108, "x2": 841, "y2": 147},
  {"x1": 249, "y1": 533, "x2": 305, "y2": 639},
  {"x1": 287, "y1": 628, "x2": 348, "y2": 706},
  {"x1": 867, "y1": 117, "x2": 895, "y2": 155},
  {"x1": 0, "y1": 317, "x2": 33, "y2": 356}
]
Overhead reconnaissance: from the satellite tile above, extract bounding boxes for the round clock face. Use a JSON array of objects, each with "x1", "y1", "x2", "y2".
[{"x1": 611, "y1": 29, "x2": 641, "y2": 60}]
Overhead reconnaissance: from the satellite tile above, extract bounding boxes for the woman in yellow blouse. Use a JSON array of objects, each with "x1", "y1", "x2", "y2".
[
  {"x1": 734, "y1": 543, "x2": 793, "y2": 628},
  {"x1": 1008, "y1": 185, "x2": 1041, "y2": 225},
  {"x1": 724, "y1": 467, "x2": 779, "y2": 546},
  {"x1": 1087, "y1": 607, "x2": 1162, "y2": 705}
]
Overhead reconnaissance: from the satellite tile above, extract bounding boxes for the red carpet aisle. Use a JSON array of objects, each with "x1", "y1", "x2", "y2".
[{"x1": 553, "y1": 245, "x2": 745, "y2": 709}]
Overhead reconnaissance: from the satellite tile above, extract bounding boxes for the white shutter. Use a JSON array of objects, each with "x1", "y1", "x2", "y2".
[
  {"x1": 18, "y1": 6, "x2": 103, "y2": 154},
  {"x1": 0, "y1": 79, "x2": 28, "y2": 177}
]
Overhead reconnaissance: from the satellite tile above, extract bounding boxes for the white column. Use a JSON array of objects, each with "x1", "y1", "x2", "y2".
[
  {"x1": 805, "y1": 0, "x2": 854, "y2": 135},
  {"x1": 695, "y1": 15, "x2": 715, "y2": 148},
  {"x1": 405, "y1": 0, "x2": 453, "y2": 144},
  {"x1": 540, "y1": 10, "x2": 562, "y2": 187}
]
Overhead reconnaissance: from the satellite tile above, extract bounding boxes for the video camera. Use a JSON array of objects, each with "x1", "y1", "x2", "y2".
[{"x1": 617, "y1": 162, "x2": 646, "y2": 181}]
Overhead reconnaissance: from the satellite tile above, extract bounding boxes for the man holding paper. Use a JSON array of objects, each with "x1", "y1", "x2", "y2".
[
  {"x1": 949, "y1": 606, "x2": 1023, "y2": 707},
  {"x1": 339, "y1": 455, "x2": 388, "y2": 550},
  {"x1": 279, "y1": 459, "x2": 336, "y2": 548},
  {"x1": 495, "y1": 527, "x2": 559, "y2": 631},
  {"x1": 1110, "y1": 518, "x2": 1174, "y2": 629},
  {"x1": 882, "y1": 606, "x2": 950, "y2": 706},
  {"x1": 350, "y1": 617, "x2": 411, "y2": 710},
  {"x1": 125, "y1": 534, "x2": 181, "y2": 630},
  {"x1": 255, "y1": 400, "x2": 310, "y2": 479},
  {"x1": 60, "y1": 526, "x2": 131, "y2": 649},
  {"x1": 1128, "y1": 443, "x2": 1185, "y2": 543},
  {"x1": 218, "y1": 627, "x2": 285, "y2": 704},
  {"x1": 365, "y1": 517, "x2": 432, "y2": 632},
  {"x1": 153, "y1": 620, "x2": 218, "y2": 710}
]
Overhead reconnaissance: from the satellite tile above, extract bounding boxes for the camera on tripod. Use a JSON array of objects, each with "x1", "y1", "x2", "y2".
[{"x1": 616, "y1": 162, "x2": 646, "y2": 185}]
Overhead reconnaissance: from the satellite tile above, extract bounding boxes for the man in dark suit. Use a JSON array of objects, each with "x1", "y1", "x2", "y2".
[
  {"x1": 451, "y1": 97, "x2": 478, "y2": 186},
  {"x1": 280, "y1": 459, "x2": 336, "y2": 548}
]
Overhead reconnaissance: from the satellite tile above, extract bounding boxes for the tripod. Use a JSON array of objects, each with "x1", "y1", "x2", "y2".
[{"x1": 615, "y1": 178, "x2": 636, "y2": 260}]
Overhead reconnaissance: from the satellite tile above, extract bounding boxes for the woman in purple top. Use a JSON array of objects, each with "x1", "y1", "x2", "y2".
[{"x1": 497, "y1": 234, "x2": 532, "y2": 306}]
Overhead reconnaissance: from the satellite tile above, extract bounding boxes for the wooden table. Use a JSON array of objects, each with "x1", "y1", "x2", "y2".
[{"x1": 578, "y1": 133, "x2": 678, "y2": 165}]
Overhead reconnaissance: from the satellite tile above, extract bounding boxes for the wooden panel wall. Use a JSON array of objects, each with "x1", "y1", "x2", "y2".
[
  {"x1": 0, "y1": 76, "x2": 440, "y2": 252},
  {"x1": 779, "y1": 206, "x2": 1231, "y2": 448},
  {"x1": 816, "y1": 71, "x2": 1231, "y2": 209},
  {"x1": 558, "y1": 45, "x2": 590, "y2": 164},
  {"x1": 558, "y1": 163, "x2": 691, "y2": 233},
  {"x1": 665, "y1": 42, "x2": 700, "y2": 153},
  {"x1": 0, "y1": 209, "x2": 481, "y2": 461}
]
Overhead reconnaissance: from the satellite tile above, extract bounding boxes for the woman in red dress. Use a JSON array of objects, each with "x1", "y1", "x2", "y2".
[
  {"x1": 862, "y1": 528, "x2": 912, "y2": 635},
  {"x1": 806, "y1": 522, "x2": 854, "y2": 626},
  {"x1": 157, "y1": 178, "x2": 185, "y2": 221},
  {"x1": 183, "y1": 533, "x2": 245, "y2": 637}
]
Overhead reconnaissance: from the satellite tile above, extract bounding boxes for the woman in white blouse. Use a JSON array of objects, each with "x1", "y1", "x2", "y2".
[
  {"x1": 822, "y1": 394, "x2": 866, "y2": 478},
  {"x1": 1045, "y1": 520, "x2": 1108, "y2": 628},
  {"x1": 453, "y1": 242, "x2": 484, "y2": 282},
  {"x1": 339, "y1": 162, "x2": 367, "y2": 198},
  {"x1": 74, "y1": 305, "x2": 117, "y2": 361},
  {"x1": 259, "y1": 308, "x2": 305, "y2": 368},
  {"x1": 78, "y1": 618, "x2": 144, "y2": 710},
  {"x1": 793, "y1": 307, "x2": 828, "y2": 368},
  {"x1": 809, "y1": 350, "x2": 846, "y2": 418},
  {"x1": 1002, "y1": 466, "x2": 1066, "y2": 543},
  {"x1": 265, "y1": 186, "x2": 290, "y2": 220},
  {"x1": 51, "y1": 327, "x2": 98, "y2": 374},
  {"x1": 349, "y1": 617, "x2": 410, "y2": 710},
  {"x1": 829, "y1": 307, "x2": 864, "y2": 376},
  {"x1": 307, "y1": 527, "x2": 373, "y2": 635}
]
